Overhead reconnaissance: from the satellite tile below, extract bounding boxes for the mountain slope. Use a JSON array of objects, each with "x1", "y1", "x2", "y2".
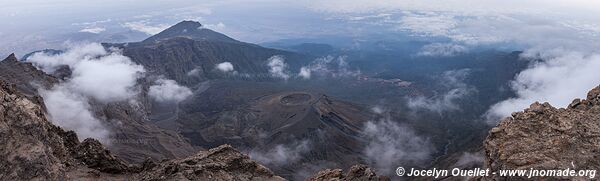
[
  {"x1": 0, "y1": 54, "x2": 197, "y2": 163},
  {"x1": 0, "y1": 79, "x2": 285, "y2": 180},
  {"x1": 104, "y1": 21, "x2": 310, "y2": 86}
]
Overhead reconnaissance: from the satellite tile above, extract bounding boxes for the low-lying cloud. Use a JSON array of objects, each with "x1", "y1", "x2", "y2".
[
  {"x1": 123, "y1": 21, "x2": 170, "y2": 35},
  {"x1": 267, "y1": 55, "x2": 291, "y2": 80},
  {"x1": 297, "y1": 55, "x2": 360, "y2": 79},
  {"x1": 39, "y1": 87, "x2": 110, "y2": 143},
  {"x1": 407, "y1": 69, "x2": 475, "y2": 114},
  {"x1": 148, "y1": 78, "x2": 193, "y2": 103},
  {"x1": 79, "y1": 27, "x2": 106, "y2": 34},
  {"x1": 27, "y1": 43, "x2": 146, "y2": 143},
  {"x1": 249, "y1": 140, "x2": 311, "y2": 166},
  {"x1": 453, "y1": 152, "x2": 484, "y2": 168},
  {"x1": 363, "y1": 118, "x2": 433, "y2": 176},
  {"x1": 485, "y1": 52, "x2": 600, "y2": 123},
  {"x1": 29, "y1": 43, "x2": 145, "y2": 102},
  {"x1": 215, "y1": 62, "x2": 234, "y2": 72},
  {"x1": 418, "y1": 43, "x2": 468, "y2": 57}
]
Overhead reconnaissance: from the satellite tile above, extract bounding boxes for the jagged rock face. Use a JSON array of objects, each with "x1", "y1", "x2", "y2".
[
  {"x1": 307, "y1": 164, "x2": 390, "y2": 181},
  {"x1": 0, "y1": 80, "x2": 75, "y2": 180},
  {"x1": 482, "y1": 85, "x2": 600, "y2": 180},
  {"x1": 74, "y1": 138, "x2": 129, "y2": 174},
  {"x1": 137, "y1": 144, "x2": 285, "y2": 181},
  {"x1": 0, "y1": 53, "x2": 58, "y2": 95}
]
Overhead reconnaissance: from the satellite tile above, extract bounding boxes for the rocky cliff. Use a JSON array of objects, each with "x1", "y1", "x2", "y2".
[{"x1": 481, "y1": 85, "x2": 600, "y2": 180}]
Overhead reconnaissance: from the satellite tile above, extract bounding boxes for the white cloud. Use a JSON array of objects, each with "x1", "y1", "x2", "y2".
[
  {"x1": 407, "y1": 69, "x2": 475, "y2": 114},
  {"x1": 148, "y1": 78, "x2": 193, "y2": 103},
  {"x1": 28, "y1": 43, "x2": 145, "y2": 143},
  {"x1": 123, "y1": 21, "x2": 170, "y2": 35},
  {"x1": 417, "y1": 43, "x2": 468, "y2": 57},
  {"x1": 215, "y1": 62, "x2": 234, "y2": 72},
  {"x1": 28, "y1": 43, "x2": 145, "y2": 102},
  {"x1": 79, "y1": 27, "x2": 106, "y2": 34},
  {"x1": 267, "y1": 55, "x2": 290, "y2": 80},
  {"x1": 485, "y1": 52, "x2": 600, "y2": 123},
  {"x1": 298, "y1": 56, "x2": 360, "y2": 79},
  {"x1": 298, "y1": 67, "x2": 311, "y2": 79},
  {"x1": 204, "y1": 22, "x2": 226, "y2": 31},
  {"x1": 250, "y1": 140, "x2": 311, "y2": 166},
  {"x1": 363, "y1": 118, "x2": 432, "y2": 175},
  {"x1": 187, "y1": 67, "x2": 202, "y2": 76},
  {"x1": 39, "y1": 87, "x2": 110, "y2": 144},
  {"x1": 305, "y1": 0, "x2": 600, "y2": 17},
  {"x1": 453, "y1": 152, "x2": 484, "y2": 168}
]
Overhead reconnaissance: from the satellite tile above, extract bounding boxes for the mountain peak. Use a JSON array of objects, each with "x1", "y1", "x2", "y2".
[
  {"x1": 2, "y1": 53, "x2": 18, "y2": 62},
  {"x1": 142, "y1": 21, "x2": 238, "y2": 43},
  {"x1": 173, "y1": 20, "x2": 203, "y2": 29}
]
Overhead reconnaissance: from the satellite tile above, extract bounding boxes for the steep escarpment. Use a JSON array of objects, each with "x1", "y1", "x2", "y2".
[
  {"x1": 0, "y1": 54, "x2": 197, "y2": 163},
  {"x1": 482, "y1": 85, "x2": 600, "y2": 180},
  {"x1": 0, "y1": 80, "x2": 286, "y2": 180},
  {"x1": 0, "y1": 79, "x2": 124, "y2": 180}
]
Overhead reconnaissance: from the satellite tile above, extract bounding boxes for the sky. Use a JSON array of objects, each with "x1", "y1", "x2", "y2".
[{"x1": 2, "y1": 0, "x2": 600, "y2": 121}]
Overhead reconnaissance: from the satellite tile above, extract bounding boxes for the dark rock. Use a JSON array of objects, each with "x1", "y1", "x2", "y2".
[{"x1": 307, "y1": 164, "x2": 390, "y2": 181}]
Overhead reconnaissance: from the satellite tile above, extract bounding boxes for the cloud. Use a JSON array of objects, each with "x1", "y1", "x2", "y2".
[
  {"x1": 148, "y1": 78, "x2": 193, "y2": 103},
  {"x1": 267, "y1": 55, "x2": 290, "y2": 80},
  {"x1": 305, "y1": 0, "x2": 600, "y2": 17},
  {"x1": 453, "y1": 152, "x2": 484, "y2": 168},
  {"x1": 122, "y1": 21, "x2": 170, "y2": 35},
  {"x1": 407, "y1": 69, "x2": 475, "y2": 114},
  {"x1": 298, "y1": 67, "x2": 311, "y2": 79},
  {"x1": 215, "y1": 62, "x2": 234, "y2": 72},
  {"x1": 203, "y1": 22, "x2": 226, "y2": 31},
  {"x1": 28, "y1": 43, "x2": 145, "y2": 102},
  {"x1": 363, "y1": 118, "x2": 433, "y2": 175},
  {"x1": 485, "y1": 52, "x2": 600, "y2": 123},
  {"x1": 298, "y1": 55, "x2": 360, "y2": 79},
  {"x1": 39, "y1": 86, "x2": 110, "y2": 143},
  {"x1": 187, "y1": 67, "x2": 202, "y2": 76},
  {"x1": 417, "y1": 43, "x2": 468, "y2": 57},
  {"x1": 27, "y1": 43, "x2": 145, "y2": 143},
  {"x1": 371, "y1": 105, "x2": 385, "y2": 114},
  {"x1": 79, "y1": 27, "x2": 106, "y2": 34},
  {"x1": 249, "y1": 140, "x2": 311, "y2": 166}
]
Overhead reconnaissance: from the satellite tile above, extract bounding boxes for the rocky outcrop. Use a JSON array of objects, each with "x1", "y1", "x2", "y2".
[
  {"x1": 307, "y1": 164, "x2": 390, "y2": 181},
  {"x1": 137, "y1": 144, "x2": 285, "y2": 181},
  {"x1": 481, "y1": 85, "x2": 600, "y2": 180},
  {"x1": 0, "y1": 53, "x2": 58, "y2": 95}
]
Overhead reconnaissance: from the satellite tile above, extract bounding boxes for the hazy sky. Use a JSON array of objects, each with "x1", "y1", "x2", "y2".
[{"x1": 2, "y1": 0, "x2": 600, "y2": 56}]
